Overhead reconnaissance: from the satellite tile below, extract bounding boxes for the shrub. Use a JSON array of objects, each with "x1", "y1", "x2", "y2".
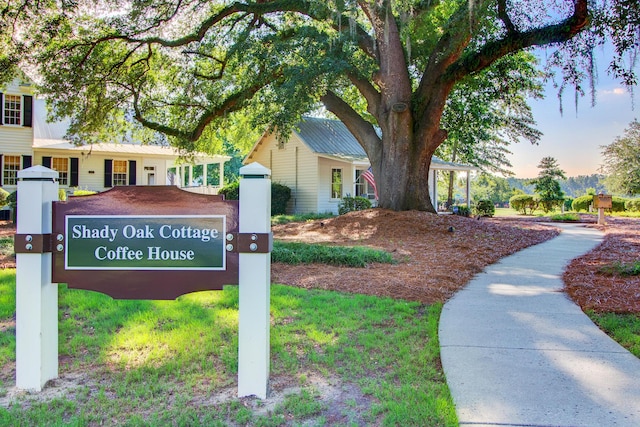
[
  {"x1": 7, "y1": 191, "x2": 17, "y2": 212},
  {"x1": 73, "y1": 189, "x2": 97, "y2": 196},
  {"x1": 611, "y1": 196, "x2": 627, "y2": 213},
  {"x1": 563, "y1": 198, "x2": 573, "y2": 212},
  {"x1": 452, "y1": 205, "x2": 471, "y2": 217},
  {"x1": 218, "y1": 180, "x2": 291, "y2": 215},
  {"x1": 549, "y1": 213, "x2": 580, "y2": 222},
  {"x1": 272, "y1": 241, "x2": 394, "y2": 267},
  {"x1": 509, "y1": 194, "x2": 537, "y2": 215},
  {"x1": 271, "y1": 183, "x2": 292, "y2": 215},
  {"x1": 219, "y1": 181, "x2": 240, "y2": 200},
  {"x1": 338, "y1": 196, "x2": 372, "y2": 215},
  {"x1": 474, "y1": 200, "x2": 495, "y2": 217},
  {"x1": 600, "y1": 260, "x2": 640, "y2": 276},
  {"x1": 58, "y1": 189, "x2": 67, "y2": 201},
  {"x1": 572, "y1": 195, "x2": 593, "y2": 212},
  {"x1": 626, "y1": 199, "x2": 640, "y2": 212},
  {"x1": 0, "y1": 188, "x2": 9, "y2": 208}
]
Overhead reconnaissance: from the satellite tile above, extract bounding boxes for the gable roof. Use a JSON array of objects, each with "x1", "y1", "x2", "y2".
[
  {"x1": 247, "y1": 116, "x2": 476, "y2": 171},
  {"x1": 296, "y1": 117, "x2": 369, "y2": 163}
]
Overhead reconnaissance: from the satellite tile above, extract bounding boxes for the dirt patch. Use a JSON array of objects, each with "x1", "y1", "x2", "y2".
[{"x1": 564, "y1": 216, "x2": 640, "y2": 314}]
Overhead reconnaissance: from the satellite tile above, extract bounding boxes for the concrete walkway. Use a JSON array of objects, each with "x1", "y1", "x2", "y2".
[{"x1": 439, "y1": 223, "x2": 640, "y2": 427}]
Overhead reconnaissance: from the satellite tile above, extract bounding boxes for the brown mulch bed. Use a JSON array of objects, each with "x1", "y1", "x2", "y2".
[
  {"x1": 2, "y1": 213, "x2": 638, "y2": 313},
  {"x1": 564, "y1": 216, "x2": 640, "y2": 314},
  {"x1": 272, "y1": 209, "x2": 559, "y2": 303}
]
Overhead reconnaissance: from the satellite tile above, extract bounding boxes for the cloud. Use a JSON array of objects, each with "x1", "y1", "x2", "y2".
[{"x1": 600, "y1": 87, "x2": 626, "y2": 96}]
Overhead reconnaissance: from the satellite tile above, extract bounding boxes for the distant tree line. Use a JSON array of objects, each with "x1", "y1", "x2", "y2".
[
  {"x1": 473, "y1": 173, "x2": 607, "y2": 205},
  {"x1": 507, "y1": 175, "x2": 607, "y2": 199}
]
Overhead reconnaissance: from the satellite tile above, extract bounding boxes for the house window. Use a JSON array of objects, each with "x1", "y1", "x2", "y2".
[
  {"x1": 331, "y1": 168, "x2": 342, "y2": 199},
  {"x1": 3, "y1": 155, "x2": 20, "y2": 185},
  {"x1": 3, "y1": 95, "x2": 21, "y2": 125},
  {"x1": 113, "y1": 160, "x2": 128, "y2": 186},
  {"x1": 51, "y1": 157, "x2": 69, "y2": 185}
]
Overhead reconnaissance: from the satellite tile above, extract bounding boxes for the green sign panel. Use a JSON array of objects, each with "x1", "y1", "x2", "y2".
[{"x1": 65, "y1": 215, "x2": 226, "y2": 270}]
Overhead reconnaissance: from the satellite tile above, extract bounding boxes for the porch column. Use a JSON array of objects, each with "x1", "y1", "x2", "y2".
[
  {"x1": 432, "y1": 169, "x2": 438, "y2": 211},
  {"x1": 202, "y1": 163, "x2": 208, "y2": 188},
  {"x1": 466, "y1": 170, "x2": 471, "y2": 209}
]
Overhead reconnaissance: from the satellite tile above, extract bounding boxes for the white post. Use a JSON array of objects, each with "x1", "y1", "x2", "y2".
[
  {"x1": 15, "y1": 165, "x2": 59, "y2": 391},
  {"x1": 466, "y1": 170, "x2": 471, "y2": 209},
  {"x1": 237, "y1": 162, "x2": 271, "y2": 398},
  {"x1": 598, "y1": 207, "x2": 606, "y2": 225}
]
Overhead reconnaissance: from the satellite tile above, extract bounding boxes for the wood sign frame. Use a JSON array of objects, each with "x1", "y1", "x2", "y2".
[{"x1": 52, "y1": 186, "x2": 239, "y2": 299}]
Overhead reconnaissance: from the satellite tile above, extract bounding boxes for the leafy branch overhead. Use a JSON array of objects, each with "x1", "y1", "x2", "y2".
[{"x1": 3, "y1": 0, "x2": 638, "y2": 211}]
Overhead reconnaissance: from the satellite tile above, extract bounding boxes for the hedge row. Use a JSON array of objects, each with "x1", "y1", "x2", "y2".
[{"x1": 572, "y1": 195, "x2": 628, "y2": 212}]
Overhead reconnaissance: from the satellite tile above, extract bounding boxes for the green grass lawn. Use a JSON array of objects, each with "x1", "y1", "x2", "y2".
[{"x1": 0, "y1": 269, "x2": 457, "y2": 426}]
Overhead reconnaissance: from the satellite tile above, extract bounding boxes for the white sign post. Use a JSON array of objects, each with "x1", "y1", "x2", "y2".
[
  {"x1": 13, "y1": 163, "x2": 272, "y2": 397},
  {"x1": 237, "y1": 163, "x2": 271, "y2": 398},
  {"x1": 15, "y1": 166, "x2": 59, "y2": 391}
]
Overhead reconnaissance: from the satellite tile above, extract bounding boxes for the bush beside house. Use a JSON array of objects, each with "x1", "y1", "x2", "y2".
[
  {"x1": 338, "y1": 196, "x2": 372, "y2": 215},
  {"x1": 219, "y1": 181, "x2": 292, "y2": 215},
  {"x1": 474, "y1": 200, "x2": 495, "y2": 217}
]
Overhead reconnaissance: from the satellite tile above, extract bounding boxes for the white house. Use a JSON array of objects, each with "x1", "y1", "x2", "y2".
[
  {"x1": 0, "y1": 74, "x2": 230, "y2": 196},
  {"x1": 244, "y1": 116, "x2": 475, "y2": 215}
]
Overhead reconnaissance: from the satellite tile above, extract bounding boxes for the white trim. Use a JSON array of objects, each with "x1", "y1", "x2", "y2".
[{"x1": 330, "y1": 166, "x2": 343, "y2": 200}]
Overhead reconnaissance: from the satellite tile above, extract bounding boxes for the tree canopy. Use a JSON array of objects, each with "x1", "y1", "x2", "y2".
[
  {"x1": 2, "y1": 0, "x2": 638, "y2": 211},
  {"x1": 601, "y1": 120, "x2": 640, "y2": 196}
]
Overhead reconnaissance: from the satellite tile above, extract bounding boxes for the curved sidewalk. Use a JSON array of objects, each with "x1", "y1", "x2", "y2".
[{"x1": 439, "y1": 223, "x2": 640, "y2": 427}]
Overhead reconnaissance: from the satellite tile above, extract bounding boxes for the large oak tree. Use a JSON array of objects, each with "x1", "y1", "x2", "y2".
[{"x1": 3, "y1": 0, "x2": 638, "y2": 211}]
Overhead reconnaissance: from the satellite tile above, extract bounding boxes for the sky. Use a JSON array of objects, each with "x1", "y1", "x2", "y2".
[{"x1": 507, "y1": 53, "x2": 639, "y2": 179}]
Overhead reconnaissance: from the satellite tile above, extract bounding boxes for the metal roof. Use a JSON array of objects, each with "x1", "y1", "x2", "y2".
[
  {"x1": 295, "y1": 117, "x2": 369, "y2": 162},
  {"x1": 295, "y1": 117, "x2": 475, "y2": 171}
]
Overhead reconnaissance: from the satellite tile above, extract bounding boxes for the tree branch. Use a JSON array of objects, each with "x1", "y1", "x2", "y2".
[
  {"x1": 321, "y1": 90, "x2": 381, "y2": 160},
  {"x1": 346, "y1": 70, "x2": 381, "y2": 118},
  {"x1": 132, "y1": 69, "x2": 283, "y2": 142},
  {"x1": 446, "y1": 0, "x2": 590, "y2": 82},
  {"x1": 498, "y1": 0, "x2": 516, "y2": 34}
]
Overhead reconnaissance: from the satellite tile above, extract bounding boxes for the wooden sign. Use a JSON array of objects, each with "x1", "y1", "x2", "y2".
[
  {"x1": 594, "y1": 194, "x2": 612, "y2": 209},
  {"x1": 52, "y1": 186, "x2": 239, "y2": 300}
]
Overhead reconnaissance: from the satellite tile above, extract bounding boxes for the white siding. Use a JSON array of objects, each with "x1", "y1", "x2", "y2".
[
  {"x1": 0, "y1": 79, "x2": 33, "y2": 152},
  {"x1": 75, "y1": 155, "x2": 108, "y2": 191},
  {"x1": 246, "y1": 133, "x2": 320, "y2": 214},
  {"x1": 142, "y1": 158, "x2": 174, "y2": 185},
  {"x1": 33, "y1": 151, "x2": 147, "y2": 192},
  {"x1": 0, "y1": 126, "x2": 32, "y2": 155},
  {"x1": 317, "y1": 157, "x2": 355, "y2": 215}
]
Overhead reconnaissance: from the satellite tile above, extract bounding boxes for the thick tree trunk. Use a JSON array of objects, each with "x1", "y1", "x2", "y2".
[
  {"x1": 369, "y1": 111, "x2": 443, "y2": 213},
  {"x1": 326, "y1": 1, "x2": 454, "y2": 213}
]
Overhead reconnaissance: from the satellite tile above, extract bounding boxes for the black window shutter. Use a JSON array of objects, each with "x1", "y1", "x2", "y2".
[
  {"x1": 70, "y1": 157, "x2": 79, "y2": 187},
  {"x1": 104, "y1": 159, "x2": 113, "y2": 187},
  {"x1": 128, "y1": 160, "x2": 136, "y2": 185},
  {"x1": 0, "y1": 93, "x2": 3, "y2": 126},
  {"x1": 23, "y1": 95, "x2": 32, "y2": 127},
  {"x1": 42, "y1": 156, "x2": 52, "y2": 168},
  {"x1": 0, "y1": 154, "x2": 3, "y2": 186},
  {"x1": 22, "y1": 155, "x2": 32, "y2": 169}
]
